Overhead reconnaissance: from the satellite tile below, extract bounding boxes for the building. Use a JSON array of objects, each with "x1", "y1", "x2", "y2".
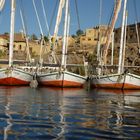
[
  {"x1": 80, "y1": 25, "x2": 108, "y2": 47},
  {"x1": 0, "y1": 34, "x2": 9, "y2": 52},
  {"x1": 114, "y1": 23, "x2": 140, "y2": 43},
  {"x1": 0, "y1": 32, "x2": 44, "y2": 58},
  {"x1": 54, "y1": 36, "x2": 75, "y2": 51}
]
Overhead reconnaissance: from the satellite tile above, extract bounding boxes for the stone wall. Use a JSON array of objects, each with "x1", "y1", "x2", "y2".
[{"x1": 114, "y1": 23, "x2": 140, "y2": 43}]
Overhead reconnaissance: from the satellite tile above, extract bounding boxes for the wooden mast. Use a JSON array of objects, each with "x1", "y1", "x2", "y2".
[
  {"x1": 32, "y1": 0, "x2": 44, "y2": 65},
  {"x1": 50, "y1": 0, "x2": 65, "y2": 64},
  {"x1": 102, "y1": 0, "x2": 122, "y2": 65},
  {"x1": 61, "y1": 0, "x2": 69, "y2": 69},
  {"x1": 118, "y1": 0, "x2": 128, "y2": 74},
  {"x1": 20, "y1": 10, "x2": 31, "y2": 63},
  {"x1": 0, "y1": 0, "x2": 5, "y2": 11},
  {"x1": 9, "y1": 0, "x2": 16, "y2": 67}
]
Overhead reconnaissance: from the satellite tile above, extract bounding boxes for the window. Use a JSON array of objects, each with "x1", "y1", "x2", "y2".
[
  {"x1": 19, "y1": 45, "x2": 22, "y2": 50},
  {"x1": 88, "y1": 38, "x2": 91, "y2": 41}
]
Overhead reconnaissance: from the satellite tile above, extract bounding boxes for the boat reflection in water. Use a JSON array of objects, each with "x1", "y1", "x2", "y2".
[
  {"x1": 0, "y1": 87, "x2": 140, "y2": 139},
  {"x1": 91, "y1": 89, "x2": 140, "y2": 139}
]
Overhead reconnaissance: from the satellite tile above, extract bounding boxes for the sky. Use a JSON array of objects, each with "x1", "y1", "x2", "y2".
[{"x1": 0, "y1": 0, "x2": 140, "y2": 37}]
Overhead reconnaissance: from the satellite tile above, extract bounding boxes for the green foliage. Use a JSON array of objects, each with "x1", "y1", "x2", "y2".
[
  {"x1": 4, "y1": 32, "x2": 9, "y2": 35},
  {"x1": 72, "y1": 34, "x2": 76, "y2": 38},
  {"x1": 30, "y1": 34, "x2": 38, "y2": 40},
  {"x1": 44, "y1": 36, "x2": 49, "y2": 42},
  {"x1": 76, "y1": 29, "x2": 84, "y2": 36}
]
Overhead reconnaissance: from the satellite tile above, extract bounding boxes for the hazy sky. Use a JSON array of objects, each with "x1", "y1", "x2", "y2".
[{"x1": 0, "y1": 0, "x2": 140, "y2": 37}]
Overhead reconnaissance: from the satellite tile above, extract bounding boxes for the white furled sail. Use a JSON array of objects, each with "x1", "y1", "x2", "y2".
[
  {"x1": 0, "y1": 0, "x2": 5, "y2": 11},
  {"x1": 53, "y1": 0, "x2": 65, "y2": 42}
]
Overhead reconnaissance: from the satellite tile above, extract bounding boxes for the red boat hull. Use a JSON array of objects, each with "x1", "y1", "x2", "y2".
[
  {"x1": 0, "y1": 77, "x2": 30, "y2": 86},
  {"x1": 40, "y1": 80, "x2": 84, "y2": 87}
]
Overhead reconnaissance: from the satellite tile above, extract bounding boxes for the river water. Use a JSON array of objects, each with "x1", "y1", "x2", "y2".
[{"x1": 0, "y1": 87, "x2": 140, "y2": 140}]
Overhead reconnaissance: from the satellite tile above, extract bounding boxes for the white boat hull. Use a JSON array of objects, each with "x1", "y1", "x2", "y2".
[
  {"x1": 91, "y1": 73, "x2": 140, "y2": 89},
  {"x1": 0, "y1": 68, "x2": 33, "y2": 85},
  {"x1": 37, "y1": 71, "x2": 87, "y2": 88}
]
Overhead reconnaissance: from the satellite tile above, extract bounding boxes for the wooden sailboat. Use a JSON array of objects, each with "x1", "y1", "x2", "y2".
[
  {"x1": 91, "y1": 73, "x2": 140, "y2": 89},
  {"x1": 91, "y1": 0, "x2": 140, "y2": 89},
  {"x1": 37, "y1": 0, "x2": 87, "y2": 87},
  {"x1": 0, "y1": 0, "x2": 33, "y2": 86}
]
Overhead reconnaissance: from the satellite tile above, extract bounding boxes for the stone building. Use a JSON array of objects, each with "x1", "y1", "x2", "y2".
[
  {"x1": 80, "y1": 25, "x2": 108, "y2": 47},
  {"x1": 53, "y1": 36, "x2": 75, "y2": 52},
  {"x1": 114, "y1": 23, "x2": 140, "y2": 43},
  {"x1": 57, "y1": 36, "x2": 75, "y2": 47},
  {"x1": 0, "y1": 34, "x2": 9, "y2": 52},
  {"x1": 0, "y1": 32, "x2": 43, "y2": 57}
]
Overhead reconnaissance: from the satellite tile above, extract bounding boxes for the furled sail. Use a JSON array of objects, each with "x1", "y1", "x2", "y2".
[
  {"x1": 0, "y1": 0, "x2": 5, "y2": 11},
  {"x1": 53, "y1": 0, "x2": 65, "y2": 42},
  {"x1": 102, "y1": 0, "x2": 122, "y2": 65}
]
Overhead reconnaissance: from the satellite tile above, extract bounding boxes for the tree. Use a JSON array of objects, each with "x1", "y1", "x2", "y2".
[
  {"x1": 72, "y1": 34, "x2": 76, "y2": 38},
  {"x1": 4, "y1": 32, "x2": 9, "y2": 35},
  {"x1": 30, "y1": 34, "x2": 38, "y2": 40},
  {"x1": 76, "y1": 29, "x2": 84, "y2": 36},
  {"x1": 44, "y1": 36, "x2": 49, "y2": 42}
]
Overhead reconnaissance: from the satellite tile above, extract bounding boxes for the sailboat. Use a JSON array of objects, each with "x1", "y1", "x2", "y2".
[
  {"x1": 37, "y1": 0, "x2": 87, "y2": 87},
  {"x1": 90, "y1": 0, "x2": 140, "y2": 89},
  {"x1": 0, "y1": 0, "x2": 33, "y2": 86}
]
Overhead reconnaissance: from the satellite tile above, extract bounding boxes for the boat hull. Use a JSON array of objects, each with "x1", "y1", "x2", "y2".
[
  {"x1": 0, "y1": 68, "x2": 33, "y2": 86},
  {"x1": 37, "y1": 71, "x2": 86, "y2": 88},
  {"x1": 91, "y1": 73, "x2": 140, "y2": 89}
]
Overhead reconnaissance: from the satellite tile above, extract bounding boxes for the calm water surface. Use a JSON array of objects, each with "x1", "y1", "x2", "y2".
[{"x1": 0, "y1": 86, "x2": 140, "y2": 140}]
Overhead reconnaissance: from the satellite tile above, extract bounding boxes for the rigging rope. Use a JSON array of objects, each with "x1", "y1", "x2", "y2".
[
  {"x1": 41, "y1": 0, "x2": 50, "y2": 37},
  {"x1": 74, "y1": 0, "x2": 80, "y2": 30},
  {"x1": 19, "y1": 0, "x2": 28, "y2": 35},
  {"x1": 74, "y1": 0, "x2": 88, "y2": 76},
  {"x1": 49, "y1": 0, "x2": 59, "y2": 33},
  {"x1": 19, "y1": 0, "x2": 32, "y2": 62},
  {"x1": 32, "y1": 0, "x2": 45, "y2": 65},
  {"x1": 32, "y1": 0, "x2": 43, "y2": 36},
  {"x1": 133, "y1": 0, "x2": 140, "y2": 54}
]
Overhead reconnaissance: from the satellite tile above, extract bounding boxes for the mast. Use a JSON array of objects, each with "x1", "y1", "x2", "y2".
[
  {"x1": 41, "y1": 0, "x2": 52, "y2": 48},
  {"x1": 49, "y1": 0, "x2": 65, "y2": 64},
  {"x1": 118, "y1": 0, "x2": 127, "y2": 74},
  {"x1": 20, "y1": 10, "x2": 31, "y2": 63},
  {"x1": 41, "y1": 0, "x2": 50, "y2": 37},
  {"x1": 53, "y1": 0, "x2": 65, "y2": 46},
  {"x1": 111, "y1": 32, "x2": 114, "y2": 65},
  {"x1": 0, "y1": 0, "x2": 5, "y2": 11},
  {"x1": 64, "y1": 8, "x2": 70, "y2": 68},
  {"x1": 97, "y1": 0, "x2": 102, "y2": 63},
  {"x1": 61, "y1": 0, "x2": 69, "y2": 69},
  {"x1": 122, "y1": 11, "x2": 128, "y2": 72},
  {"x1": 9, "y1": 0, "x2": 16, "y2": 67},
  {"x1": 32, "y1": 0, "x2": 44, "y2": 65},
  {"x1": 96, "y1": 0, "x2": 102, "y2": 75},
  {"x1": 102, "y1": 0, "x2": 122, "y2": 65}
]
